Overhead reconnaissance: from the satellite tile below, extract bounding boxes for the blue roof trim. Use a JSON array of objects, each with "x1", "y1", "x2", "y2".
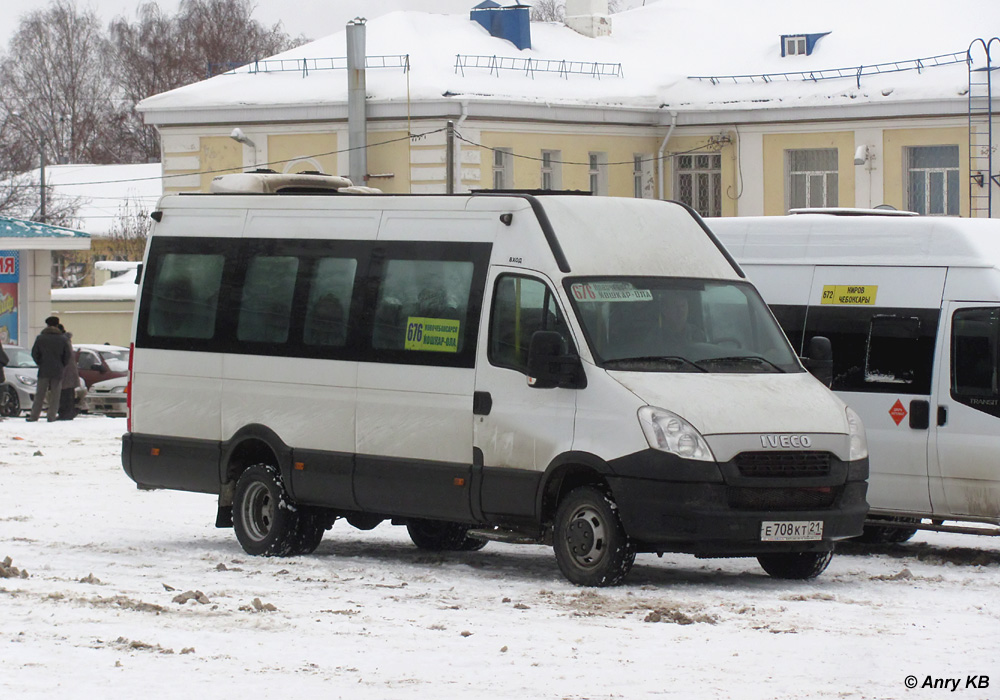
[
  {"x1": 781, "y1": 31, "x2": 831, "y2": 57},
  {"x1": 0, "y1": 216, "x2": 89, "y2": 239}
]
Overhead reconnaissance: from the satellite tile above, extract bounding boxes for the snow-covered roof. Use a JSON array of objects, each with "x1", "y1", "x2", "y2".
[
  {"x1": 137, "y1": 1, "x2": 999, "y2": 124},
  {"x1": 0, "y1": 216, "x2": 90, "y2": 250}
]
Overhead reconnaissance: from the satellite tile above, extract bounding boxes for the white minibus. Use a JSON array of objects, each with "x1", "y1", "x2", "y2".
[
  {"x1": 711, "y1": 210, "x2": 1000, "y2": 542},
  {"x1": 122, "y1": 174, "x2": 868, "y2": 586}
]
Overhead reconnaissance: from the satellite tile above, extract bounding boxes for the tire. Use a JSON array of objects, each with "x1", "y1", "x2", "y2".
[
  {"x1": 553, "y1": 486, "x2": 636, "y2": 587},
  {"x1": 757, "y1": 551, "x2": 833, "y2": 580},
  {"x1": 1, "y1": 385, "x2": 19, "y2": 417},
  {"x1": 233, "y1": 463, "x2": 319, "y2": 557},
  {"x1": 406, "y1": 519, "x2": 486, "y2": 551}
]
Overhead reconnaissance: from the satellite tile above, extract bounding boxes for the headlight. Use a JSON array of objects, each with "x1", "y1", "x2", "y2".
[
  {"x1": 16, "y1": 374, "x2": 37, "y2": 387},
  {"x1": 638, "y1": 406, "x2": 715, "y2": 462},
  {"x1": 111, "y1": 386, "x2": 126, "y2": 394},
  {"x1": 846, "y1": 406, "x2": 868, "y2": 461}
]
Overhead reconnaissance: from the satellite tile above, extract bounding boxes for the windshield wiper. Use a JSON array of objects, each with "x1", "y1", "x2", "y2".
[
  {"x1": 604, "y1": 356, "x2": 708, "y2": 372},
  {"x1": 698, "y1": 355, "x2": 785, "y2": 373}
]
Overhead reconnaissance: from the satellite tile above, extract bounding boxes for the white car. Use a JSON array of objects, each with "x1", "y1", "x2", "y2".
[
  {"x1": 1, "y1": 344, "x2": 88, "y2": 417},
  {"x1": 86, "y1": 375, "x2": 128, "y2": 417}
]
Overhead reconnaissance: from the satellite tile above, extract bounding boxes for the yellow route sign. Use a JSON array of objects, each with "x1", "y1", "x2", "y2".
[{"x1": 821, "y1": 285, "x2": 878, "y2": 305}]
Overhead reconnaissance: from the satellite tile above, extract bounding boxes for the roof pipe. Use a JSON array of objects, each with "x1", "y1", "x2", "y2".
[
  {"x1": 347, "y1": 18, "x2": 368, "y2": 185},
  {"x1": 453, "y1": 100, "x2": 469, "y2": 193},
  {"x1": 658, "y1": 111, "x2": 677, "y2": 201}
]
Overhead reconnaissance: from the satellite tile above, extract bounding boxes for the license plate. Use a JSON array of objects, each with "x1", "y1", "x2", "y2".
[{"x1": 760, "y1": 520, "x2": 823, "y2": 542}]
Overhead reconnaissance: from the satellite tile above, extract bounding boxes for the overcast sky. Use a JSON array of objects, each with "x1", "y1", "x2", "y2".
[
  {"x1": 0, "y1": 1, "x2": 660, "y2": 50},
  {"x1": 0, "y1": 1, "x2": 528, "y2": 47}
]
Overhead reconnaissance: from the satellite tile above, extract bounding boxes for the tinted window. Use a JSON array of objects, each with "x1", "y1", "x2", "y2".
[
  {"x1": 951, "y1": 307, "x2": 1000, "y2": 418},
  {"x1": 568, "y1": 277, "x2": 801, "y2": 373},
  {"x1": 489, "y1": 275, "x2": 572, "y2": 373},
  {"x1": 147, "y1": 253, "x2": 225, "y2": 339},
  {"x1": 237, "y1": 256, "x2": 299, "y2": 344},
  {"x1": 303, "y1": 258, "x2": 357, "y2": 348},
  {"x1": 371, "y1": 252, "x2": 489, "y2": 367},
  {"x1": 805, "y1": 307, "x2": 938, "y2": 394}
]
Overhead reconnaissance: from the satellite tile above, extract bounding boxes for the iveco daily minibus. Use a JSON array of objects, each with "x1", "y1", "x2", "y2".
[
  {"x1": 121, "y1": 173, "x2": 868, "y2": 586},
  {"x1": 711, "y1": 210, "x2": 1000, "y2": 542}
]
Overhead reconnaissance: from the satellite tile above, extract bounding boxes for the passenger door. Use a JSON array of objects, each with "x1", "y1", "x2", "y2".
[
  {"x1": 806, "y1": 266, "x2": 946, "y2": 515},
  {"x1": 353, "y1": 241, "x2": 491, "y2": 522},
  {"x1": 930, "y1": 303, "x2": 1000, "y2": 519},
  {"x1": 473, "y1": 271, "x2": 577, "y2": 521}
]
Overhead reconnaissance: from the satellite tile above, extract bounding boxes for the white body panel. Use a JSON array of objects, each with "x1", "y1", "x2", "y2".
[
  {"x1": 130, "y1": 195, "x2": 854, "y2": 509},
  {"x1": 711, "y1": 213, "x2": 1000, "y2": 524}
]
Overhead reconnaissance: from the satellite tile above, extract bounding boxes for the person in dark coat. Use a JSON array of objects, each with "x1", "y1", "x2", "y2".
[
  {"x1": 57, "y1": 325, "x2": 80, "y2": 421},
  {"x1": 0, "y1": 344, "x2": 9, "y2": 422},
  {"x1": 28, "y1": 316, "x2": 70, "y2": 422}
]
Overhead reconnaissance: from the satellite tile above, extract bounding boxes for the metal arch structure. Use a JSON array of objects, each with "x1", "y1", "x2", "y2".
[{"x1": 968, "y1": 38, "x2": 1000, "y2": 218}]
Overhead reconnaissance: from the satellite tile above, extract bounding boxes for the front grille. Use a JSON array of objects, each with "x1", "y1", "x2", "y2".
[
  {"x1": 735, "y1": 451, "x2": 832, "y2": 478},
  {"x1": 728, "y1": 486, "x2": 838, "y2": 511}
]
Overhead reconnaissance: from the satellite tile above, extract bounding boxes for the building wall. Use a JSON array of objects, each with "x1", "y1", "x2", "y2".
[
  {"x1": 152, "y1": 115, "x2": 988, "y2": 219},
  {"x1": 762, "y1": 130, "x2": 856, "y2": 215},
  {"x1": 47, "y1": 298, "x2": 135, "y2": 347},
  {"x1": 883, "y1": 125, "x2": 969, "y2": 216},
  {"x1": 476, "y1": 128, "x2": 663, "y2": 196}
]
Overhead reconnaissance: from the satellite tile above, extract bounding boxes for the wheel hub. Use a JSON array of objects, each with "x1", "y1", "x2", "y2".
[{"x1": 565, "y1": 507, "x2": 606, "y2": 567}]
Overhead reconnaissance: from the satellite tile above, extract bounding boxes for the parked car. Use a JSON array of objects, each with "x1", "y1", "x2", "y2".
[
  {"x1": 74, "y1": 344, "x2": 129, "y2": 388},
  {"x1": 1, "y1": 344, "x2": 87, "y2": 417},
  {"x1": 87, "y1": 375, "x2": 128, "y2": 417}
]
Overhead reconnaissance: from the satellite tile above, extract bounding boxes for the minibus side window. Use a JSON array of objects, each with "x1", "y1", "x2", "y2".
[
  {"x1": 303, "y1": 258, "x2": 357, "y2": 348},
  {"x1": 237, "y1": 256, "x2": 299, "y2": 344},
  {"x1": 865, "y1": 315, "x2": 922, "y2": 386},
  {"x1": 147, "y1": 253, "x2": 225, "y2": 339},
  {"x1": 951, "y1": 308, "x2": 1000, "y2": 418},
  {"x1": 372, "y1": 259, "x2": 474, "y2": 354},
  {"x1": 489, "y1": 275, "x2": 571, "y2": 373}
]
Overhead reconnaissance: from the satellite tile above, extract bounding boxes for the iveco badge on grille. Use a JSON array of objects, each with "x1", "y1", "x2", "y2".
[{"x1": 760, "y1": 435, "x2": 813, "y2": 449}]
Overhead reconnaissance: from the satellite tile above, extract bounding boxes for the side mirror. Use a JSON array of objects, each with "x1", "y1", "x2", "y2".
[
  {"x1": 526, "y1": 330, "x2": 586, "y2": 390},
  {"x1": 801, "y1": 335, "x2": 833, "y2": 388}
]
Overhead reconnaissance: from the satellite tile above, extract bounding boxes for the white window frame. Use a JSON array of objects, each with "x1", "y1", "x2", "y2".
[
  {"x1": 588, "y1": 152, "x2": 608, "y2": 196},
  {"x1": 674, "y1": 153, "x2": 722, "y2": 216},
  {"x1": 906, "y1": 145, "x2": 960, "y2": 216},
  {"x1": 786, "y1": 148, "x2": 838, "y2": 210},
  {"x1": 541, "y1": 150, "x2": 562, "y2": 191},
  {"x1": 493, "y1": 148, "x2": 513, "y2": 190},
  {"x1": 784, "y1": 36, "x2": 807, "y2": 56}
]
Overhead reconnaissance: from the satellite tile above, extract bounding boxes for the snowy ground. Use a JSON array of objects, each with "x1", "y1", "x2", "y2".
[{"x1": 1, "y1": 416, "x2": 998, "y2": 699}]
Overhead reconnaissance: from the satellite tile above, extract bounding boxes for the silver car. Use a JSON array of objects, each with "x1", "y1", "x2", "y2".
[{"x1": 1, "y1": 345, "x2": 87, "y2": 417}]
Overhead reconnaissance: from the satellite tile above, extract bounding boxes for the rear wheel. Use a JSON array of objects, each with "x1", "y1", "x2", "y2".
[
  {"x1": 406, "y1": 519, "x2": 486, "y2": 551},
  {"x1": 757, "y1": 551, "x2": 833, "y2": 580},
  {"x1": 233, "y1": 463, "x2": 322, "y2": 556},
  {"x1": 553, "y1": 486, "x2": 635, "y2": 587}
]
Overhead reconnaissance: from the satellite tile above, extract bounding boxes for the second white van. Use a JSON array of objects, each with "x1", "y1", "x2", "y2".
[{"x1": 712, "y1": 210, "x2": 1000, "y2": 541}]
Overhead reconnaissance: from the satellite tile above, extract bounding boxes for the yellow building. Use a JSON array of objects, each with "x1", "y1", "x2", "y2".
[{"x1": 137, "y1": 2, "x2": 999, "y2": 219}]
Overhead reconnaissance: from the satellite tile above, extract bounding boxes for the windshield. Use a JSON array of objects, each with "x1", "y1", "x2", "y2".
[
  {"x1": 3, "y1": 347, "x2": 36, "y2": 368},
  {"x1": 566, "y1": 278, "x2": 803, "y2": 373}
]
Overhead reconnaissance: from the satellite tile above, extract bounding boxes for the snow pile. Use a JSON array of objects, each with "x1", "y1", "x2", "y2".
[{"x1": 1, "y1": 416, "x2": 999, "y2": 697}]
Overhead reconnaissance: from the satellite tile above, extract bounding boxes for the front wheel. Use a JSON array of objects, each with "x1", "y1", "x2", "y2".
[
  {"x1": 757, "y1": 551, "x2": 833, "y2": 580},
  {"x1": 553, "y1": 486, "x2": 636, "y2": 587},
  {"x1": 233, "y1": 463, "x2": 321, "y2": 556},
  {"x1": 0, "y1": 385, "x2": 19, "y2": 417}
]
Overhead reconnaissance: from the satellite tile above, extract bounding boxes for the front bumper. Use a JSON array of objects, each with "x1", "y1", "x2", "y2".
[{"x1": 607, "y1": 449, "x2": 869, "y2": 556}]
